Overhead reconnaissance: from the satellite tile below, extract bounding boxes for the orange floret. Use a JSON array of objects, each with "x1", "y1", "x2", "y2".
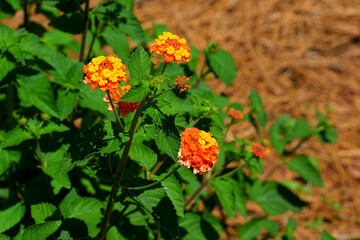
[
  {"x1": 174, "y1": 76, "x2": 190, "y2": 92},
  {"x1": 149, "y1": 32, "x2": 191, "y2": 64},
  {"x1": 178, "y1": 128, "x2": 220, "y2": 174},
  {"x1": 228, "y1": 108, "x2": 244, "y2": 119},
  {"x1": 251, "y1": 143, "x2": 269, "y2": 159}
]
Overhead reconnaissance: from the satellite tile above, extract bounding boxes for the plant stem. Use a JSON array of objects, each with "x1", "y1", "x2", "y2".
[
  {"x1": 284, "y1": 136, "x2": 311, "y2": 156},
  {"x1": 107, "y1": 154, "x2": 114, "y2": 183},
  {"x1": 161, "y1": 62, "x2": 168, "y2": 75},
  {"x1": 94, "y1": 94, "x2": 149, "y2": 240},
  {"x1": 214, "y1": 162, "x2": 248, "y2": 179},
  {"x1": 86, "y1": 26, "x2": 99, "y2": 63},
  {"x1": 23, "y1": 0, "x2": 29, "y2": 30},
  {"x1": 79, "y1": 0, "x2": 90, "y2": 63},
  {"x1": 7, "y1": 83, "x2": 14, "y2": 129},
  {"x1": 263, "y1": 161, "x2": 284, "y2": 181},
  {"x1": 189, "y1": 117, "x2": 201, "y2": 128},
  {"x1": 151, "y1": 87, "x2": 176, "y2": 100},
  {"x1": 146, "y1": 155, "x2": 167, "y2": 180},
  {"x1": 35, "y1": 139, "x2": 57, "y2": 207},
  {"x1": 106, "y1": 90, "x2": 124, "y2": 130},
  {"x1": 134, "y1": 113, "x2": 147, "y2": 134},
  {"x1": 106, "y1": 204, "x2": 130, "y2": 232},
  {"x1": 126, "y1": 165, "x2": 181, "y2": 191}
]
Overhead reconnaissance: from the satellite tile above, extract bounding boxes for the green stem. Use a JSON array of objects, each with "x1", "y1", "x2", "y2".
[
  {"x1": 134, "y1": 113, "x2": 147, "y2": 134},
  {"x1": 94, "y1": 94, "x2": 149, "y2": 240},
  {"x1": 106, "y1": 90, "x2": 124, "y2": 130},
  {"x1": 146, "y1": 155, "x2": 167, "y2": 180},
  {"x1": 263, "y1": 161, "x2": 284, "y2": 181},
  {"x1": 126, "y1": 165, "x2": 180, "y2": 191},
  {"x1": 79, "y1": 0, "x2": 90, "y2": 63},
  {"x1": 151, "y1": 87, "x2": 176, "y2": 100},
  {"x1": 161, "y1": 62, "x2": 168, "y2": 75},
  {"x1": 284, "y1": 137, "x2": 311, "y2": 156},
  {"x1": 189, "y1": 117, "x2": 201, "y2": 128},
  {"x1": 214, "y1": 162, "x2": 248, "y2": 179}
]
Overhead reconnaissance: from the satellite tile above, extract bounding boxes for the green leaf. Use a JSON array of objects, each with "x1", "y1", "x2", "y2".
[
  {"x1": 210, "y1": 112, "x2": 225, "y2": 130},
  {"x1": 152, "y1": 23, "x2": 170, "y2": 38},
  {"x1": 154, "y1": 99, "x2": 176, "y2": 116},
  {"x1": 78, "y1": 84, "x2": 108, "y2": 115},
  {"x1": 43, "y1": 145, "x2": 71, "y2": 189},
  {"x1": 120, "y1": 84, "x2": 150, "y2": 102},
  {"x1": 250, "y1": 90, "x2": 267, "y2": 128},
  {"x1": 22, "y1": 221, "x2": 62, "y2": 240},
  {"x1": 17, "y1": 73, "x2": 61, "y2": 118},
  {"x1": 269, "y1": 115, "x2": 291, "y2": 155},
  {"x1": 239, "y1": 218, "x2": 279, "y2": 240},
  {"x1": 129, "y1": 144, "x2": 157, "y2": 171},
  {"x1": 106, "y1": 226, "x2": 126, "y2": 240},
  {"x1": 31, "y1": 202, "x2": 57, "y2": 224},
  {"x1": 152, "y1": 174, "x2": 184, "y2": 218},
  {"x1": 154, "y1": 128, "x2": 180, "y2": 161},
  {"x1": 128, "y1": 44, "x2": 151, "y2": 85},
  {"x1": 102, "y1": 27, "x2": 129, "y2": 64},
  {"x1": 233, "y1": 180, "x2": 247, "y2": 218},
  {"x1": 0, "y1": 127, "x2": 32, "y2": 148},
  {"x1": 118, "y1": 10, "x2": 147, "y2": 43},
  {"x1": 0, "y1": 202, "x2": 26, "y2": 233},
  {"x1": 210, "y1": 178, "x2": 235, "y2": 218},
  {"x1": 40, "y1": 122, "x2": 70, "y2": 135},
  {"x1": 179, "y1": 213, "x2": 219, "y2": 240},
  {"x1": 286, "y1": 155, "x2": 324, "y2": 187},
  {"x1": 0, "y1": 234, "x2": 10, "y2": 240},
  {"x1": 0, "y1": 149, "x2": 21, "y2": 176},
  {"x1": 321, "y1": 230, "x2": 337, "y2": 240},
  {"x1": 286, "y1": 119, "x2": 312, "y2": 141},
  {"x1": 248, "y1": 180, "x2": 307, "y2": 215},
  {"x1": 188, "y1": 45, "x2": 200, "y2": 72},
  {"x1": 285, "y1": 218, "x2": 297, "y2": 240},
  {"x1": 205, "y1": 48, "x2": 237, "y2": 86},
  {"x1": 325, "y1": 128, "x2": 338, "y2": 143},
  {"x1": 0, "y1": 54, "x2": 16, "y2": 82},
  {"x1": 57, "y1": 89, "x2": 76, "y2": 120}
]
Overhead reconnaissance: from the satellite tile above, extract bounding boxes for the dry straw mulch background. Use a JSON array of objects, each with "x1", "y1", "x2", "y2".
[{"x1": 133, "y1": 0, "x2": 360, "y2": 239}]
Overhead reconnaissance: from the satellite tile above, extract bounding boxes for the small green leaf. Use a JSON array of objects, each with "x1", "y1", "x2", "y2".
[
  {"x1": 0, "y1": 149, "x2": 21, "y2": 176},
  {"x1": 239, "y1": 218, "x2": 279, "y2": 240},
  {"x1": 269, "y1": 115, "x2": 291, "y2": 155},
  {"x1": 325, "y1": 128, "x2": 338, "y2": 143},
  {"x1": 40, "y1": 122, "x2": 70, "y2": 135},
  {"x1": 321, "y1": 230, "x2": 337, "y2": 240},
  {"x1": 0, "y1": 54, "x2": 16, "y2": 82},
  {"x1": 119, "y1": 84, "x2": 150, "y2": 102},
  {"x1": 0, "y1": 127, "x2": 32, "y2": 148},
  {"x1": 285, "y1": 218, "x2": 297, "y2": 240},
  {"x1": 286, "y1": 155, "x2": 324, "y2": 187},
  {"x1": 205, "y1": 48, "x2": 237, "y2": 86},
  {"x1": 102, "y1": 27, "x2": 129, "y2": 64},
  {"x1": 250, "y1": 90, "x2": 267, "y2": 128},
  {"x1": 118, "y1": 10, "x2": 147, "y2": 43},
  {"x1": 31, "y1": 202, "x2": 57, "y2": 224},
  {"x1": 22, "y1": 221, "x2": 62, "y2": 240},
  {"x1": 0, "y1": 202, "x2": 26, "y2": 233},
  {"x1": 210, "y1": 178, "x2": 236, "y2": 218},
  {"x1": 57, "y1": 89, "x2": 76, "y2": 120},
  {"x1": 286, "y1": 119, "x2": 312, "y2": 141},
  {"x1": 128, "y1": 44, "x2": 151, "y2": 85}
]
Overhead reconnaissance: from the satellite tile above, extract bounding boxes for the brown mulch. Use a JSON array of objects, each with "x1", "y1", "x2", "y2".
[
  {"x1": 133, "y1": 0, "x2": 360, "y2": 239},
  {"x1": 2, "y1": 0, "x2": 360, "y2": 239}
]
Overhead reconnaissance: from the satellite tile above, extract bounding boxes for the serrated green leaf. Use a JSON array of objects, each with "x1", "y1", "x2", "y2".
[
  {"x1": 286, "y1": 155, "x2": 324, "y2": 187},
  {"x1": 124, "y1": 187, "x2": 167, "y2": 214},
  {"x1": 57, "y1": 230, "x2": 73, "y2": 240},
  {"x1": 59, "y1": 189, "x2": 80, "y2": 218},
  {"x1": 179, "y1": 213, "x2": 219, "y2": 240},
  {"x1": 232, "y1": 179, "x2": 247, "y2": 218},
  {"x1": 239, "y1": 218, "x2": 279, "y2": 240},
  {"x1": 152, "y1": 174, "x2": 184, "y2": 218},
  {"x1": 22, "y1": 221, "x2": 62, "y2": 240},
  {"x1": 0, "y1": 234, "x2": 10, "y2": 240},
  {"x1": 175, "y1": 114, "x2": 187, "y2": 128},
  {"x1": 43, "y1": 145, "x2": 71, "y2": 189},
  {"x1": 40, "y1": 122, "x2": 70, "y2": 135},
  {"x1": 118, "y1": 10, "x2": 147, "y2": 43},
  {"x1": 321, "y1": 230, "x2": 337, "y2": 240},
  {"x1": 128, "y1": 44, "x2": 151, "y2": 85},
  {"x1": 155, "y1": 128, "x2": 180, "y2": 161},
  {"x1": 210, "y1": 178, "x2": 236, "y2": 218},
  {"x1": 129, "y1": 144, "x2": 157, "y2": 171},
  {"x1": 286, "y1": 119, "x2": 312, "y2": 141},
  {"x1": 0, "y1": 202, "x2": 26, "y2": 233},
  {"x1": 205, "y1": 48, "x2": 237, "y2": 86},
  {"x1": 106, "y1": 226, "x2": 126, "y2": 240},
  {"x1": 120, "y1": 84, "x2": 150, "y2": 102},
  {"x1": 210, "y1": 112, "x2": 225, "y2": 130},
  {"x1": 57, "y1": 89, "x2": 76, "y2": 120},
  {"x1": 0, "y1": 149, "x2": 21, "y2": 176},
  {"x1": 248, "y1": 180, "x2": 307, "y2": 215},
  {"x1": 78, "y1": 84, "x2": 108, "y2": 114},
  {"x1": 0, "y1": 127, "x2": 32, "y2": 148},
  {"x1": 17, "y1": 73, "x2": 61, "y2": 118},
  {"x1": 31, "y1": 202, "x2": 57, "y2": 224},
  {"x1": 102, "y1": 26, "x2": 129, "y2": 64},
  {"x1": 154, "y1": 99, "x2": 176, "y2": 116},
  {"x1": 0, "y1": 54, "x2": 16, "y2": 82}
]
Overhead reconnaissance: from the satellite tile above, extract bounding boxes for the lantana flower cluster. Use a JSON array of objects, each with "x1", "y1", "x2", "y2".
[
  {"x1": 174, "y1": 76, "x2": 190, "y2": 92},
  {"x1": 83, "y1": 55, "x2": 139, "y2": 116},
  {"x1": 228, "y1": 107, "x2": 244, "y2": 119},
  {"x1": 149, "y1": 32, "x2": 191, "y2": 64},
  {"x1": 251, "y1": 143, "x2": 269, "y2": 159},
  {"x1": 178, "y1": 128, "x2": 220, "y2": 174}
]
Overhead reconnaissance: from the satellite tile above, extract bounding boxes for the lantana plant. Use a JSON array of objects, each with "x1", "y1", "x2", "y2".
[{"x1": 0, "y1": 0, "x2": 338, "y2": 240}]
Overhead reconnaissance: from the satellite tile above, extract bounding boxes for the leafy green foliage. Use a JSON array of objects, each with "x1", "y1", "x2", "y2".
[
  {"x1": 0, "y1": 149, "x2": 21, "y2": 176},
  {"x1": 249, "y1": 90, "x2": 267, "y2": 129},
  {"x1": 30, "y1": 203, "x2": 57, "y2": 224},
  {"x1": 286, "y1": 155, "x2": 324, "y2": 187},
  {"x1": 128, "y1": 44, "x2": 151, "y2": 85},
  {"x1": 102, "y1": 26, "x2": 130, "y2": 64},
  {"x1": 22, "y1": 221, "x2": 62, "y2": 240},
  {"x1": 0, "y1": 202, "x2": 26, "y2": 233},
  {"x1": 239, "y1": 218, "x2": 279, "y2": 240}
]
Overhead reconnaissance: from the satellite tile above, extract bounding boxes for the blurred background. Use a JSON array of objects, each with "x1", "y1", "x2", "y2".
[{"x1": 2, "y1": 0, "x2": 360, "y2": 239}]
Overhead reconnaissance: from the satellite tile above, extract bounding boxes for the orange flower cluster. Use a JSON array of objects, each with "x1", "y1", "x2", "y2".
[
  {"x1": 174, "y1": 76, "x2": 190, "y2": 92},
  {"x1": 251, "y1": 143, "x2": 269, "y2": 158},
  {"x1": 228, "y1": 108, "x2": 244, "y2": 119},
  {"x1": 178, "y1": 128, "x2": 220, "y2": 174},
  {"x1": 149, "y1": 32, "x2": 191, "y2": 64}
]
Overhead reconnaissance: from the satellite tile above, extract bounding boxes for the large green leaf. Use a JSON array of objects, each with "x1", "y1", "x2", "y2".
[
  {"x1": 239, "y1": 218, "x2": 279, "y2": 240},
  {"x1": 128, "y1": 44, "x2": 151, "y2": 85},
  {"x1": 119, "y1": 84, "x2": 150, "y2": 102},
  {"x1": 0, "y1": 149, "x2": 21, "y2": 176},
  {"x1": 286, "y1": 155, "x2": 324, "y2": 187},
  {"x1": 205, "y1": 48, "x2": 237, "y2": 86},
  {"x1": 22, "y1": 221, "x2": 62, "y2": 240},
  {"x1": 0, "y1": 202, "x2": 26, "y2": 233},
  {"x1": 0, "y1": 127, "x2": 32, "y2": 148},
  {"x1": 179, "y1": 213, "x2": 219, "y2": 240},
  {"x1": 129, "y1": 143, "x2": 157, "y2": 171},
  {"x1": 154, "y1": 128, "x2": 180, "y2": 162},
  {"x1": 118, "y1": 9, "x2": 147, "y2": 43},
  {"x1": 31, "y1": 202, "x2": 57, "y2": 224},
  {"x1": 57, "y1": 89, "x2": 76, "y2": 120},
  {"x1": 17, "y1": 73, "x2": 60, "y2": 118},
  {"x1": 102, "y1": 26, "x2": 129, "y2": 64},
  {"x1": 210, "y1": 178, "x2": 236, "y2": 218},
  {"x1": 78, "y1": 84, "x2": 108, "y2": 114},
  {"x1": 248, "y1": 180, "x2": 307, "y2": 215}
]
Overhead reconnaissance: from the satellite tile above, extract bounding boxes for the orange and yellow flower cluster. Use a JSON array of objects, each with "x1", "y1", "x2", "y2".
[
  {"x1": 228, "y1": 108, "x2": 244, "y2": 119},
  {"x1": 149, "y1": 32, "x2": 191, "y2": 64},
  {"x1": 251, "y1": 143, "x2": 269, "y2": 159},
  {"x1": 174, "y1": 76, "x2": 190, "y2": 92},
  {"x1": 178, "y1": 128, "x2": 220, "y2": 174}
]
